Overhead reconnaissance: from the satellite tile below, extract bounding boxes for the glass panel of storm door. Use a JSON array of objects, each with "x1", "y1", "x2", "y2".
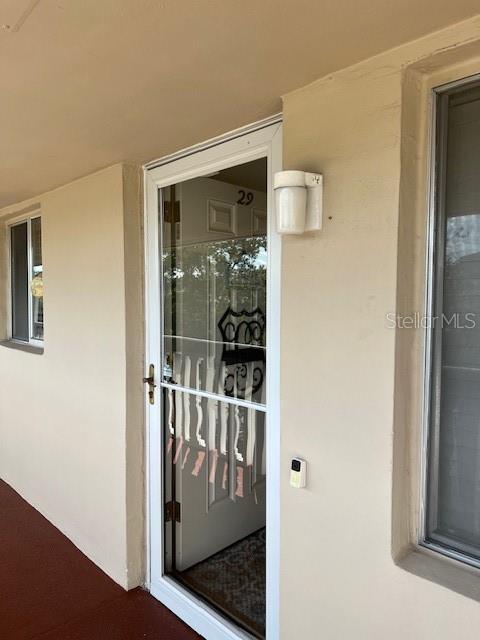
[
  {"x1": 162, "y1": 158, "x2": 268, "y2": 406},
  {"x1": 163, "y1": 388, "x2": 266, "y2": 560},
  {"x1": 162, "y1": 158, "x2": 268, "y2": 638}
]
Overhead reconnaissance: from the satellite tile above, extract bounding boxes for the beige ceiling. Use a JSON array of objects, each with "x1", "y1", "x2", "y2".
[{"x1": 1, "y1": 0, "x2": 480, "y2": 208}]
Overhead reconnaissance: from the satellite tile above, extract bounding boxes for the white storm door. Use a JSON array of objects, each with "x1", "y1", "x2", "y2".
[{"x1": 145, "y1": 118, "x2": 282, "y2": 640}]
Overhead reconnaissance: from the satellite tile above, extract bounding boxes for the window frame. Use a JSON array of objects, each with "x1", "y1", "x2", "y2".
[
  {"x1": 421, "y1": 73, "x2": 480, "y2": 569},
  {"x1": 6, "y1": 211, "x2": 43, "y2": 348}
]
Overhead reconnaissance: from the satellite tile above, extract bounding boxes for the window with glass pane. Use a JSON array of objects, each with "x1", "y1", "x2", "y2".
[
  {"x1": 31, "y1": 217, "x2": 43, "y2": 340},
  {"x1": 9, "y1": 215, "x2": 43, "y2": 345},
  {"x1": 426, "y1": 83, "x2": 480, "y2": 563},
  {"x1": 11, "y1": 222, "x2": 29, "y2": 341}
]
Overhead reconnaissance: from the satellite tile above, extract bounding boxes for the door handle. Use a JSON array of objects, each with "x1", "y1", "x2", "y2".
[{"x1": 143, "y1": 364, "x2": 156, "y2": 404}]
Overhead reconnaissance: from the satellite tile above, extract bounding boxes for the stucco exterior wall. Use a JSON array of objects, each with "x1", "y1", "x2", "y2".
[
  {"x1": 0, "y1": 164, "x2": 144, "y2": 589},
  {"x1": 280, "y1": 16, "x2": 480, "y2": 640}
]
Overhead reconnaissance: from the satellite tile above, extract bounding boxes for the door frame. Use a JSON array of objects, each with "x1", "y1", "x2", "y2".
[{"x1": 144, "y1": 115, "x2": 282, "y2": 640}]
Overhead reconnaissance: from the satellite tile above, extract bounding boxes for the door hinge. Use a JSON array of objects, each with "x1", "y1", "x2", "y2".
[
  {"x1": 164, "y1": 200, "x2": 180, "y2": 224},
  {"x1": 165, "y1": 500, "x2": 181, "y2": 523}
]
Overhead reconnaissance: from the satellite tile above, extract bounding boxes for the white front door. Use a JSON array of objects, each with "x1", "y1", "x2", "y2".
[{"x1": 145, "y1": 119, "x2": 282, "y2": 640}]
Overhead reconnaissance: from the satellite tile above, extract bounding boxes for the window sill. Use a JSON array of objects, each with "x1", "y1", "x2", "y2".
[
  {"x1": 0, "y1": 340, "x2": 44, "y2": 355},
  {"x1": 396, "y1": 544, "x2": 480, "y2": 602}
]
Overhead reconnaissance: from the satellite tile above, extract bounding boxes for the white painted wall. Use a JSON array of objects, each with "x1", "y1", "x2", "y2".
[{"x1": 0, "y1": 164, "x2": 144, "y2": 589}]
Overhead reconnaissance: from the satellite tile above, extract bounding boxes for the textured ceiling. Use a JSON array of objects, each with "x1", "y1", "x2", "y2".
[{"x1": 1, "y1": 0, "x2": 480, "y2": 207}]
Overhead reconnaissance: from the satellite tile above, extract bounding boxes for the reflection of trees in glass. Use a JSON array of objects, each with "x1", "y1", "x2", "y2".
[
  {"x1": 446, "y1": 214, "x2": 480, "y2": 265},
  {"x1": 163, "y1": 236, "x2": 267, "y2": 341}
]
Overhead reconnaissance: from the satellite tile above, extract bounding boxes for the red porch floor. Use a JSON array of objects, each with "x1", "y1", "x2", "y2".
[{"x1": 0, "y1": 480, "x2": 201, "y2": 639}]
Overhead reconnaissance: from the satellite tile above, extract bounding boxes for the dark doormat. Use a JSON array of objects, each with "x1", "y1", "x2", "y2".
[{"x1": 177, "y1": 528, "x2": 266, "y2": 638}]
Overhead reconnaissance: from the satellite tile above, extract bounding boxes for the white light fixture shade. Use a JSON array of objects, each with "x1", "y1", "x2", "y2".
[{"x1": 274, "y1": 170, "x2": 323, "y2": 235}]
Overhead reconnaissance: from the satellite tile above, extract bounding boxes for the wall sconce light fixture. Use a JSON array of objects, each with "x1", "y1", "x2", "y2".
[{"x1": 274, "y1": 170, "x2": 323, "y2": 234}]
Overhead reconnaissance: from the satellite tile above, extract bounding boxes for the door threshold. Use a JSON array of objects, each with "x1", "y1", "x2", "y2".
[
  {"x1": 172, "y1": 571, "x2": 264, "y2": 640},
  {"x1": 151, "y1": 576, "x2": 256, "y2": 640},
  {"x1": 169, "y1": 527, "x2": 266, "y2": 639}
]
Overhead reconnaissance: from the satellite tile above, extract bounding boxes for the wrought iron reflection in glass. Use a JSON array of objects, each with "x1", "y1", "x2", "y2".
[{"x1": 217, "y1": 306, "x2": 266, "y2": 403}]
